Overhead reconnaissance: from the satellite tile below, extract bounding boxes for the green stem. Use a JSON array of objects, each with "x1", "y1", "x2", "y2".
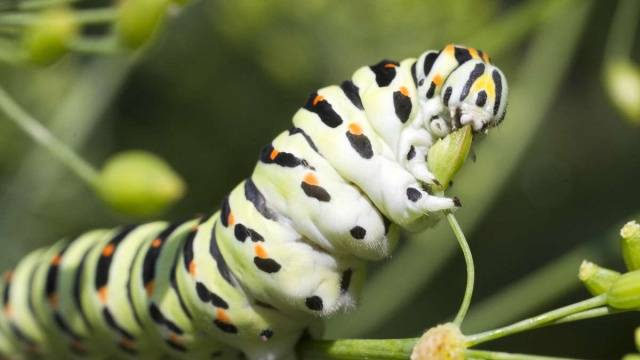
[
  {"x1": 465, "y1": 294, "x2": 608, "y2": 347},
  {"x1": 297, "y1": 338, "x2": 416, "y2": 360},
  {"x1": 448, "y1": 213, "x2": 475, "y2": 326},
  {"x1": 0, "y1": 83, "x2": 99, "y2": 188},
  {"x1": 465, "y1": 349, "x2": 582, "y2": 360},
  {"x1": 17, "y1": 0, "x2": 80, "y2": 10},
  {"x1": 551, "y1": 306, "x2": 627, "y2": 325},
  {"x1": 605, "y1": 0, "x2": 640, "y2": 59},
  {"x1": 0, "y1": 7, "x2": 117, "y2": 26}
]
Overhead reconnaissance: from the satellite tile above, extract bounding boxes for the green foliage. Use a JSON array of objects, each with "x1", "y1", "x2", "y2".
[{"x1": 0, "y1": 0, "x2": 639, "y2": 358}]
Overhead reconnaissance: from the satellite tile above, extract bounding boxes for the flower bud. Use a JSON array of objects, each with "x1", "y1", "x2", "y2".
[
  {"x1": 427, "y1": 125, "x2": 473, "y2": 192},
  {"x1": 97, "y1": 150, "x2": 185, "y2": 217},
  {"x1": 621, "y1": 221, "x2": 640, "y2": 271},
  {"x1": 411, "y1": 323, "x2": 465, "y2": 360},
  {"x1": 22, "y1": 8, "x2": 77, "y2": 65},
  {"x1": 604, "y1": 59, "x2": 640, "y2": 124},
  {"x1": 607, "y1": 270, "x2": 640, "y2": 310},
  {"x1": 578, "y1": 260, "x2": 621, "y2": 295},
  {"x1": 116, "y1": 0, "x2": 170, "y2": 49}
]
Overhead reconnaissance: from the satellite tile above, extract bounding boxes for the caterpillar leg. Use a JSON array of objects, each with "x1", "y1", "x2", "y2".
[{"x1": 252, "y1": 129, "x2": 399, "y2": 260}]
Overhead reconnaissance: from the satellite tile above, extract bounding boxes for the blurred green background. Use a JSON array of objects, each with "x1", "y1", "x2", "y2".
[{"x1": 0, "y1": 0, "x2": 639, "y2": 358}]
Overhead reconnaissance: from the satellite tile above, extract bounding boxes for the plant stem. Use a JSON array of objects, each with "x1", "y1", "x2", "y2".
[
  {"x1": 605, "y1": 0, "x2": 640, "y2": 59},
  {"x1": 551, "y1": 306, "x2": 627, "y2": 325},
  {"x1": 0, "y1": 83, "x2": 99, "y2": 188},
  {"x1": 465, "y1": 294, "x2": 608, "y2": 347},
  {"x1": 297, "y1": 338, "x2": 416, "y2": 360},
  {"x1": 465, "y1": 349, "x2": 582, "y2": 360},
  {"x1": 0, "y1": 7, "x2": 117, "y2": 26},
  {"x1": 448, "y1": 213, "x2": 475, "y2": 326}
]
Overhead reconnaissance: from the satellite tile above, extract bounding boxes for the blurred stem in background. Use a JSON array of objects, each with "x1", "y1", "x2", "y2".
[
  {"x1": 325, "y1": 0, "x2": 594, "y2": 338},
  {"x1": 0, "y1": 80, "x2": 100, "y2": 187},
  {"x1": 602, "y1": 0, "x2": 640, "y2": 124}
]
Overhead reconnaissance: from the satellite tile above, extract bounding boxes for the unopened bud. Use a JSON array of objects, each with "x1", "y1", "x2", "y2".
[
  {"x1": 22, "y1": 8, "x2": 77, "y2": 65},
  {"x1": 411, "y1": 323, "x2": 465, "y2": 360},
  {"x1": 97, "y1": 150, "x2": 185, "y2": 217},
  {"x1": 607, "y1": 270, "x2": 640, "y2": 310},
  {"x1": 578, "y1": 260, "x2": 621, "y2": 295},
  {"x1": 604, "y1": 59, "x2": 640, "y2": 124},
  {"x1": 116, "y1": 0, "x2": 170, "y2": 48},
  {"x1": 621, "y1": 221, "x2": 640, "y2": 271},
  {"x1": 427, "y1": 125, "x2": 473, "y2": 192}
]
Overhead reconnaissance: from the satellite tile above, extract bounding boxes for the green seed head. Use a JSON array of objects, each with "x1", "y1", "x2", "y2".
[
  {"x1": 607, "y1": 270, "x2": 640, "y2": 310},
  {"x1": 604, "y1": 59, "x2": 640, "y2": 124},
  {"x1": 411, "y1": 323, "x2": 465, "y2": 360},
  {"x1": 427, "y1": 125, "x2": 473, "y2": 192},
  {"x1": 22, "y1": 8, "x2": 77, "y2": 65},
  {"x1": 97, "y1": 150, "x2": 186, "y2": 217},
  {"x1": 578, "y1": 260, "x2": 621, "y2": 295},
  {"x1": 621, "y1": 220, "x2": 640, "y2": 271},
  {"x1": 116, "y1": 0, "x2": 170, "y2": 49}
]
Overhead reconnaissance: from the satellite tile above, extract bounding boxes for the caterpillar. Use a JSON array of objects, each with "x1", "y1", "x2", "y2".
[{"x1": 0, "y1": 44, "x2": 508, "y2": 360}]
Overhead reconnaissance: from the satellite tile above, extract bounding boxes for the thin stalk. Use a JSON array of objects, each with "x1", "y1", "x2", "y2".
[
  {"x1": 605, "y1": 0, "x2": 640, "y2": 59},
  {"x1": 0, "y1": 83, "x2": 99, "y2": 187},
  {"x1": 448, "y1": 213, "x2": 475, "y2": 326},
  {"x1": 18, "y1": 0, "x2": 80, "y2": 10},
  {"x1": 465, "y1": 349, "x2": 583, "y2": 360},
  {"x1": 69, "y1": 36, "x2": 122, "y2": 55},
  {"x1": 551, "y1": 306, "x2": 628, "y2": 325},
  {"x1": 0, "y1": 7, "x2": 117, "y2": 26},
  {"x1": 465, "y1": 294, "x2": 608, "y2": 347},
  {"x1": 297, "y1": 338, "x2": 416, "y2": 360}
]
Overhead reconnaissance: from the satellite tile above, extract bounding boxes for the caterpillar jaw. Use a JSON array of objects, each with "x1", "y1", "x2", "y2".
[{"x1": 448, "y1": 104, "x2": 495, "y2": 133}]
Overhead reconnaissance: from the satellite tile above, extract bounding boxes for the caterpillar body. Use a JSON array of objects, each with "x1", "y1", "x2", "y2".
[{"x1": 0, "y1": 44, "x2": 508, "y2": 360}]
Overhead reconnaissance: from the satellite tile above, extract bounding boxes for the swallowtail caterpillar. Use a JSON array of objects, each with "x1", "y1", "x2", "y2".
[{"x1": 0, "y1": 44, "x2": 508, "y2": 360}]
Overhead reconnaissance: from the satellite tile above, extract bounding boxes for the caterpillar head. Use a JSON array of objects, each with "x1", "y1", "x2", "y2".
[{"x1": 441, "y1": 59, "x2": 508, "y2": 133}]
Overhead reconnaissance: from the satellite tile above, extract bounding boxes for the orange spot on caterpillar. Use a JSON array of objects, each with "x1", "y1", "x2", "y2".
[
  {"x1": 399, "y1": 86, "x2": 409, "y2": 97},
  {"x1": 48, "y1": 294, "x2": 58, "y2": 308},
  {"x1": 4, "y1": 304, "x2": 12, "y2": 316},
  {"x1": 119, "y1": 338, "x2": 135, "y2": 349},
  {"x1": 312, "y1": 95, "x2": 324, "y2": 107},
  {"x1": 269, "y1": 149, "x2": 279, "y2": 160},
  {"x1": 433, "y1": 74, "x2": 443, "y2": 86},
  {"x1": 168, "y1": 333, "x2": 182, "y2": 345},
  {"x1": 98, "y1": 286, "x2": 108, "y2": 304},
  {"x1": 254, "y1": 244, "x2": 268, "y2": 259},
  {"x1": 102, "y1": 244, "x2": 115, "y2": 257},
  {"x1": 51, "y1": 255, "x2": 62, "y2": 266},
  {"x1": 215, "y1": 308, "x2": 231, "y2": 323},
  {"x1": 70, "y1": 340, "x2": 85, "y2": 352},
  {"x1": 145, "y1": 281, "x2": 155, "y2": 296},
  {"x1": 151, "y1": 238, "x2": 162, "y2": 248},
  {"x1": 303, "y1": 173, "x2": 319, "y2": 186},
  {"x1": 227, "y1": 212, "x2": 235, "y2": 226},
  {"x1": 348, "y1": 123, "x2": 363, "y2": 135},
  {"x1": 3, "y1": 271, "x2": 12, "y2": 281},
  {"x1": 468, "y1": 48, "x2": 479, "y2": 59},
  {"x1": 188, "y1": 260, "x2": 197, "y2": 277},
  {"x1": 383, "y1": 63, "x2": 397, "y2": 69},
  {"x1": 444, "y1": 44, "x2": 455, "y2": 55}
]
